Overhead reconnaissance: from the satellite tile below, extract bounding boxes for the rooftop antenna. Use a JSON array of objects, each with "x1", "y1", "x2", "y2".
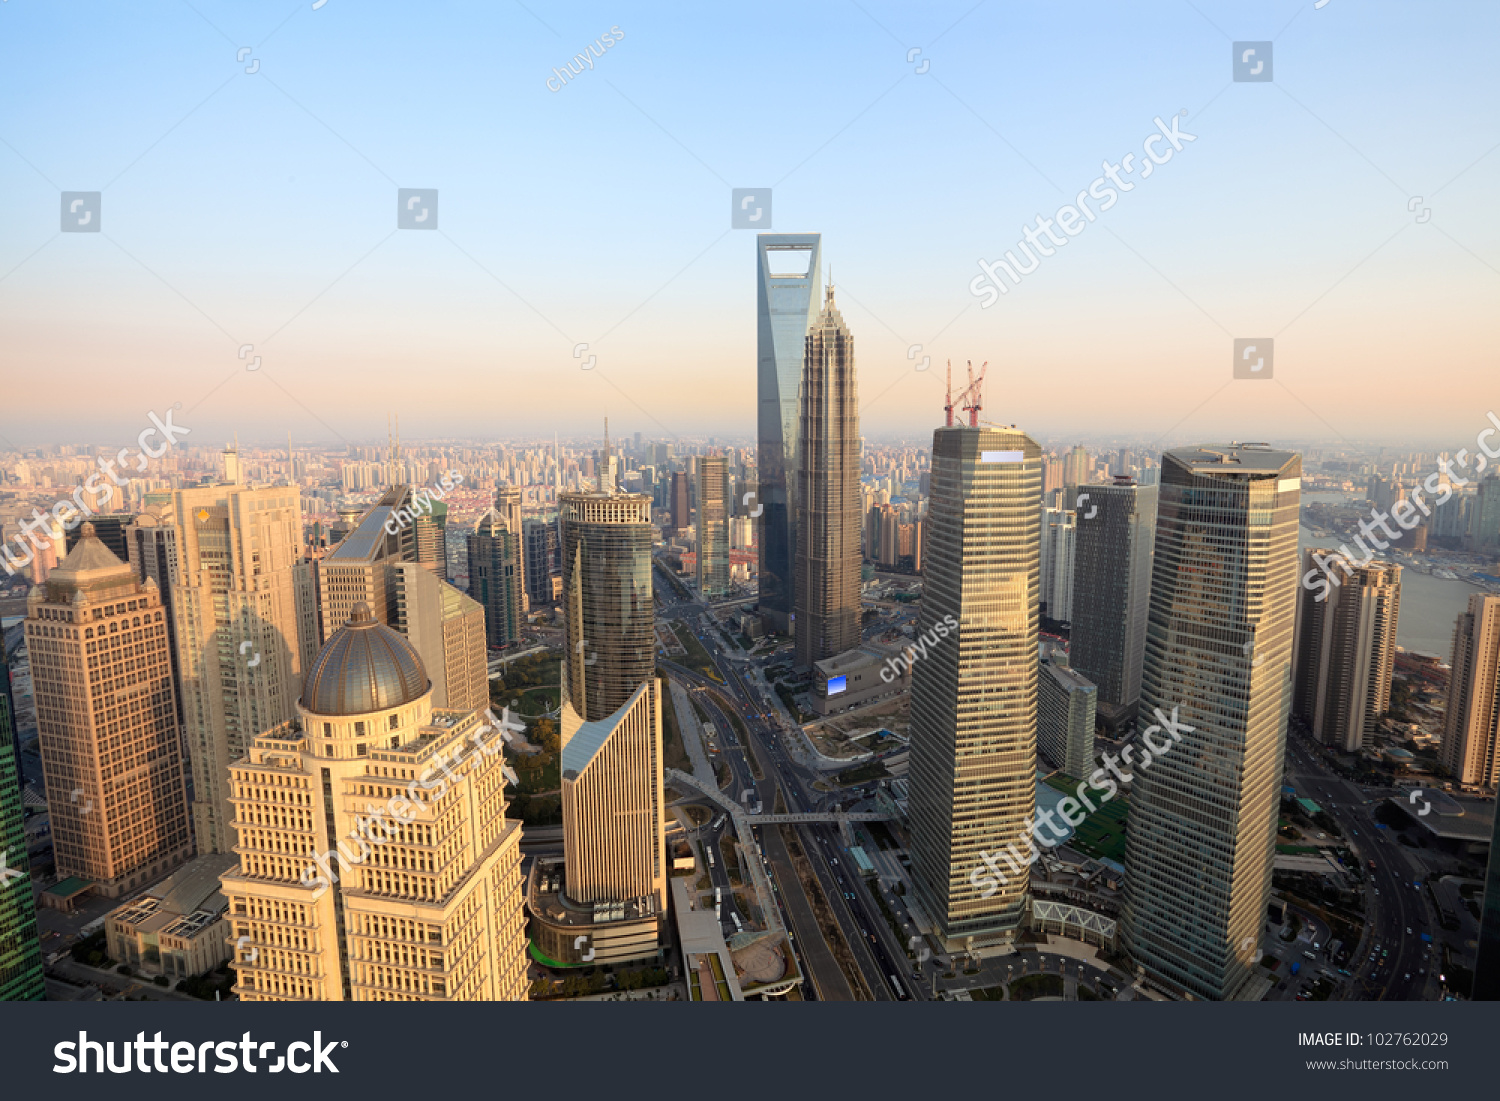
[{"x1": 944, "y1": 360, "x2": 954, "y2": 427}]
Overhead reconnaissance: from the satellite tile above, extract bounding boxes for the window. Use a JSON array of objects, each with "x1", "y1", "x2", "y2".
[
  {"x1": 355, "y1": 721, "x2": 365, "y2": 736},
  {"x1": 389, "y1": 714, "x2": 400, "y2": 730}
]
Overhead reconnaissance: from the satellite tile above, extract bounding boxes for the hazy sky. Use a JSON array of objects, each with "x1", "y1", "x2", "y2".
[{"x1": 1, "y1": 1, "x2": 1496, "y2": 451}]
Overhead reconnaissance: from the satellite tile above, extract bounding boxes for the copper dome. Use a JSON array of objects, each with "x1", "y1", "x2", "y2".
[{"x1": 302, "y1": 601, "x2": 429, "y2": 716}]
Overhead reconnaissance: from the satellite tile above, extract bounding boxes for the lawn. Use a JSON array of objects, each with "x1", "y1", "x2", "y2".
[
  {"x1": 1009, "y1": 973, "x2": 1064, "y2": 1001},
  {"x1": 1044, "y1": 774, "x2": 1128, "y2": 863},
  {"x1": 835, "y1": 760, "x2": 890, "y2": 787},
  {"x1": 657, "y1": 682, "x2": 693, "y2": 774},
  {"x1": 671, "y1": 622, "x2": 723, "y2": 682}
]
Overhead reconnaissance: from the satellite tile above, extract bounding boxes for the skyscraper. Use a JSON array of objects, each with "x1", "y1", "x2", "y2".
[
  {"x1": 1070, "y1": 479, "x2": 1157, "y2": 730},
  {"x1": 28, "y1": 525, "x2": 192, "y2": 897},
  {"x1": 559, "y1": 492, "x2": 656, "y2": 722},
  {"x1": 173, "y1": 484, "x2": 313, "y2": 854},
  {"x1": 1037, "y1": 651, "x2": 1097, "y2": 780},
  {"x1": 124, "y1": 505, "x2": 185, "y2": 724},
  {"x1": 0, "y1": 647, "x2": 44, "y2": 1000},
  {"x1": 469, "y1": 489, "x2": 526, "y2": 650},
  {"x1": 522, "y1": 516, "x2": 560, "y2": 608},
  {"x1": 1441, "y1": 593, "x2": 1500, "y2": 790},
  {"x1": 221, "y1": 603, "x2": 528, "y2": 1001},
  {"x1": 552, "y1": 487, "x2": 665, "y2": 946},
  {"x1": 669, "y1": 471, "x2": 690, "y2": 535},
  {"x1": 1292, "y1": 553, "x2": 1400, "y2": 753},
  {"x1": 756, "y1": 232, "x2": 823, "y2": 635},
  {"x1": 1123, "y1": 444, "x2": 1301, "y2": 1001},
  {"x1": 907, "y1": 420, "x2": 1043, "y2": 949},
  {"x1": 1039, "y1": 506, "x2": 1076, "y2": 622},
  {"x1": 697, "y1": 455, "x2": 731, "y2": 599},
  {"x1": 1475, "y1": 805, "x2": 1500, "y2": 1000},
  {"x1": 794, "y1": 283, "x2": 861, "y2": 669},
  {"x1": 1064, "y1": 444, "x2": 1091, "y2": 489}
]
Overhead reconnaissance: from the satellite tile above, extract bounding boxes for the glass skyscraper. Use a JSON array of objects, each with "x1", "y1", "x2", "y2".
[
  {"x1": 697, "y1": 455, "x2": 731, "y2": 598},
  {"x1": 1476, "y1": 806, "x2": 1500, "y2": 1000},
  {"x1": 756, "y1": 232, "x2": 823, "y2": 635},
  {"x1": 469, "y1": 488, "x2": 525, "y2": 650},
  {"x1": 1069, "y1": 479, "x2": 1157, "y2": 730},
  {"x1": 907, "y1": 423, "x2": 1042, "y2": 947},
  {"x1": 1123, "y1": 444, "x2": 1301, "y2": 1001},
  {"x1": 559, "y1": 492, "x2": 656, "y2": 721},
  {"x1": 0, "y1": 649, "x2": 44, "y2": 1001}
]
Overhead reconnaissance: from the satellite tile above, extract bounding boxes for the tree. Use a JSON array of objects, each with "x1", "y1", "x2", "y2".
[{"x1": 533, "y1": 717, "x2": 560, "y2": 755}]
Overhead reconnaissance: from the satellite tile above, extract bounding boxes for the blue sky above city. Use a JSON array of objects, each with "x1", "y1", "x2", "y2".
[{"x1": 1, "y1": 0, "x2": 1496, "y2": 450}]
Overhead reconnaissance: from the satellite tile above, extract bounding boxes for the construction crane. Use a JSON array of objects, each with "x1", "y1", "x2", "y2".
[
  {"x1": 943, "y1": 361, "x2": 954, "y2": 426},
  {"x1": 960, "y1": 360, "x2": 987, "y2": 426}
]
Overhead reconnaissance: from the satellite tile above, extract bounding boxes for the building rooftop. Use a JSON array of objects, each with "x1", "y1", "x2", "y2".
[
  {"x1": 1166, "y1": 443, "x2": 1297, "y2": 476},
  {"x1": 561, "y1": 680, "x2": 651, "y2": 779},
  {"x1": 1042, "y1": 657, "x2": 1096, "y2": 693},
  {"x1": 302, "y1": 600, "x2": 429, "y2": 716}
]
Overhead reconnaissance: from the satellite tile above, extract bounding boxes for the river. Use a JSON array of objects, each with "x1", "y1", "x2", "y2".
[{"x1": 1299, "y1": 490, "x2": 1481, "y2": 659}]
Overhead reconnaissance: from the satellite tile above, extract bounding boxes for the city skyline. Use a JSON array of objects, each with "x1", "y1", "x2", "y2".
[{"x1": 2, "y1": 0, "x2": 1498, "y2": 1025}]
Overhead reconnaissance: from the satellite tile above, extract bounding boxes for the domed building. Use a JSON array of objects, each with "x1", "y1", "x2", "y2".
[{"x1": 219, "y1": 603, "x2": 528, "y2": 1001}]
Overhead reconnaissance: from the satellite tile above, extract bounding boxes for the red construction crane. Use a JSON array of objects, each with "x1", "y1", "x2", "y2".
[{"x1": 960, "y1": 360, "x2": 987, "y2": 426}]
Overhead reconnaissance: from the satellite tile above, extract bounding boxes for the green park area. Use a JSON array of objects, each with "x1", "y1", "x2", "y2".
[{"x1": 1043, "y1": 774, "x2": 1128, "y2": 864}]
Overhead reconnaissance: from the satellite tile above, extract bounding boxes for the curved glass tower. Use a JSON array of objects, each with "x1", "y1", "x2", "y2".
[
  {"x1": 559, "y1": 492, "x2": 655, "y2": 721},
  {"x1": 756, "y1": 233, "x2": 823, "y2": 635},
  {"x1": 1123, "y1": 444, "x2": 1301, "y2": 1001}
]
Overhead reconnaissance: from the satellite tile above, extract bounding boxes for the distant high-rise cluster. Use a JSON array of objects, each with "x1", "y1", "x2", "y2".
[{"x1": 1293, "y1": 553, "x2": 1400, "y2": 753}]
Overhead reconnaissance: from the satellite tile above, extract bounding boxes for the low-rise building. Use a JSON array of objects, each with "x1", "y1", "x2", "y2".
[
  {"x1": 105, "y1": 854, "x2": 236, "y2": 982},
  {"x1": 809, "y1": 646, "x2": 906, "y2": 716}
]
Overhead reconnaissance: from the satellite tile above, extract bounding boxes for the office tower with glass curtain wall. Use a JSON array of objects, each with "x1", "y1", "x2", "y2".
[
  {"x1": 756, "y1": 233, "x2": 823, "y2": 635},
  {"x1": 907, "y1": 423, "x2": 1042, "y2": 949},
  {"x1": 698, "y1": 455, "x2": 731, "y2": 598},
  {"x1": 1069, "y1": 479, "x2": 1157, "y2": 729},
  {"x1": 1123, "y1": 444, "x2": 1301, "y2": 1001},
  {"x1": 794, "y1": 282, "x2": 861, "y2": 668},
  {"x1": 0, "y1": 647, "x2": 44, "y2": 1000},
  {"x1": 469, "y1": 488, "x2": 526, "y2": 649},
  {"x1": 556, "y1": 489, "x2": 665, "y2": 920}
]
